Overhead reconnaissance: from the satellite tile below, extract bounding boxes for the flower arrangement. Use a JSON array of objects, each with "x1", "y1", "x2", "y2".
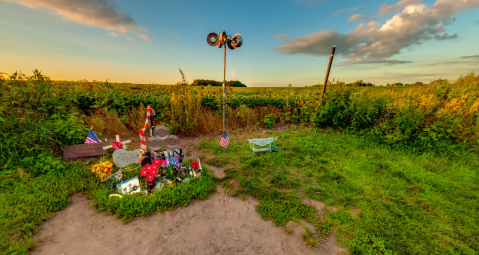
[
  {"x1": 92, "y1": 162, "x2": 113, "y2": 182},
  {"x1": 141, "y1": 164, "x2": 158, "y2": 182},
  {"x1": 191, "y1": 160, "x2": 199, "y2": 171}
]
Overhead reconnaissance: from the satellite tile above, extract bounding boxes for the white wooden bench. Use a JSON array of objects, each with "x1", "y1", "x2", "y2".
[{"x1": 247, "y1": 137, "x2": 278, "y2": 154}]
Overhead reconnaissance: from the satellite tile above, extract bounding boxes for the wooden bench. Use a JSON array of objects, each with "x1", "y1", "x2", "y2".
[{"x1": 247, "y1": 137, "x2": 278, "y2": 154}]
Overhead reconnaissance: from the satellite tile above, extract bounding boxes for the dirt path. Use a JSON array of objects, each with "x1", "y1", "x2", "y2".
[
  {"x1": 32, "y1": 186, "x2": 347, "y2": 255},
  {"x1": 32, "y1": 129, "x2": 348, "y2": 254}
]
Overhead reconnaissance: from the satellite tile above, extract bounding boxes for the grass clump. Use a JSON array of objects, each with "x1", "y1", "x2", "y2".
[
  {"x1": 206, "y1": 157, "x2": 229, "y2": 168},
  {"x1": 92, "y1": 168, "x2": 217, "y2": 223}
]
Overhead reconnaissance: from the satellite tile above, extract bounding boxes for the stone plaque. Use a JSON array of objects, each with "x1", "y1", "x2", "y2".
[
  {"x1": 63, "y1": 142, "x2": 108, "y2": 159},
  {"x1": 112, "y1": 149, "x2": 141, "y2": 168}
]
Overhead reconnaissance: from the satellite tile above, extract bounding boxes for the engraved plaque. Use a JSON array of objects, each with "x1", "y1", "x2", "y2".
[
  {"x1": 63, "y1": 142, "x2": 108, "y2": 159},
  {"x1": 112, "y1": 149, "x2": 141, "y2": 168}
]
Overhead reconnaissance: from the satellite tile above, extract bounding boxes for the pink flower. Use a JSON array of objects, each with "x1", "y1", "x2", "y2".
[
  {"x1": 147, "y1": 175, "x2": 154, "y2": 182},
  {"x1": 153, "y1": 159, "x2": 161, "y2": 165},
  {"x1": 141, "y1": 168, "x2": 148, "y2": 177}
]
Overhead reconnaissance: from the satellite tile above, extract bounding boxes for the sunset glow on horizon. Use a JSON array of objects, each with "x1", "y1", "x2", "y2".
[{"x1": 1, "y1": 0, "x2": 478, "y2": 87}]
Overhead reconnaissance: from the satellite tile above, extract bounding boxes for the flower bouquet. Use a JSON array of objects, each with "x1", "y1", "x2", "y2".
[{"x1": 92, "y1": 162, "x2": 113, "y2": 182}]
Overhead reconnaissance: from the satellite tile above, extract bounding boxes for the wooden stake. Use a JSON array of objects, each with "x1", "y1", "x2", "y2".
[{"x1": 321, "y1": 45, "x2": 336, "y2": 99}]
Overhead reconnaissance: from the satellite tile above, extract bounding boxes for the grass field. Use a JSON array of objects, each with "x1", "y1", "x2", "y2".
[
  {"x1": 0, "y1": 70, "x2": 478, "y2": 254},
  {"x1": 201, "y1": 127, "x2": 479, "y2": 254}
]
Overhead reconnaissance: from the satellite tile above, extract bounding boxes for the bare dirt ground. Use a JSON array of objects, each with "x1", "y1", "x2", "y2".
[{"x1": 32, "y1": 128, "x2": 348, "y2": 255}]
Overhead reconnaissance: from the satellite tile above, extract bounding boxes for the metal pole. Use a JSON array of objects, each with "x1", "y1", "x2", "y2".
[
  {"x1": 223, "y1": 32, "x2": 226, "y2": 132},
  {"x1": 321, "y1": 45, "x2": 336, "y2": 99}
]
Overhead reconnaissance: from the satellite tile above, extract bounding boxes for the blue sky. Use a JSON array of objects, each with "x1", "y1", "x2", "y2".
[{"x1": 0, "y1": 0, "x2": 478, "y2": 87}]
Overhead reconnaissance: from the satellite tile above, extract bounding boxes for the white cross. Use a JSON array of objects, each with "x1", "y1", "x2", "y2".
[{"x1": 103, "y1": 135, "x2": 131, "y2": 150}]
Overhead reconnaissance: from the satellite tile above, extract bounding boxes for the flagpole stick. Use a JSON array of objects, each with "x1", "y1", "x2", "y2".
[{"x1": 223, "y1": 32, "x2": 226, "y2": 133}]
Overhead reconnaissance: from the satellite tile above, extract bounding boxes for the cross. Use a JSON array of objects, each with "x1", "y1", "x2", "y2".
[{"x1": 103, "y1": 135, "x2": 131, "y2": 150}]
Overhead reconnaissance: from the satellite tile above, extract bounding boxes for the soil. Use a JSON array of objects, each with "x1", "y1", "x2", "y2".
[
  {"x1": 32, "y1": 186, "x2": 347, "y2": 255},
  {"x1": 32, "y1": 128, "x2": 349, "y2": 254}
]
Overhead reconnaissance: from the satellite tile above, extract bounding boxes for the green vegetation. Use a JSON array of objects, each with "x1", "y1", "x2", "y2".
[
  {"x1": 199, "y1": 128, "x2": 479, "y2": 254},
  {"x1": 0, "y1": 71, "x2": 216, "y2": 254},
  {"x1": 1, "y1": 69, "x2": 478, "y2": 254}
]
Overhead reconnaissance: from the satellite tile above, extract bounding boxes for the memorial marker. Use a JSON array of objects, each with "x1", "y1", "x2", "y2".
[
  {"x1": 112, "y1": 149, "x2": 141, "y2": 168},
  {"x1": 63, "y1": 142, "x2": 108, "y2": 159}
]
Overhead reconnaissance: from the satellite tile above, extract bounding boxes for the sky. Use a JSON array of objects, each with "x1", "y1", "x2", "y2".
[{"x1": 0, "y1": 0, "x2": 478, "y2": 87}]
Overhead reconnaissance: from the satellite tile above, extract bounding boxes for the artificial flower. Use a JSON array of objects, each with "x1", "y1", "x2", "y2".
[
  {"x1": 160, "y1": 160, "x2": 167, "y2": 167},
  {"x1": 141, "y1": 168, "x2": 148, "y2": 177},
  {"x1": 112, "y1": 141, "x2": 122, "y2": 149},
  {"x1": 191, "y1": 160, "x2": 199, "y2": 171}
]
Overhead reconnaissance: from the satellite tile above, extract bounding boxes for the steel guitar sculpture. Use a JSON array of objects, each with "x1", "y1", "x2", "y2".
[{"x1": 206, "y1": 31, "x2": 243, "y2": 143}]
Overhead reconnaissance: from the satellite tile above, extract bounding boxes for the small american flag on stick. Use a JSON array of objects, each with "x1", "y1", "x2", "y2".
[
  {"x1": 219, "y1": 130, "x2": 229, "y2": 148},
  {"x1": 85, "y1": 128, "x2": 101, "y2": 144}
]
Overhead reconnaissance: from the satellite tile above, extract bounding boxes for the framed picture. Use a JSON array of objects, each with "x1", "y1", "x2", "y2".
[{"x1": 116, "y1": 176, "x2": 142, "y2": 194}]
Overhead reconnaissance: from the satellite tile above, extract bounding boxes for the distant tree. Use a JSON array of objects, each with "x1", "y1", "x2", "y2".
[
  {"x1": 346, "y1": 80, "x2": 374, "y2": 86},
  {"x1": 190, "y1": 79, "x2": 246, "y2": 87},
  {"x1": 413, "y1": 81, "x2": 426, "y2": 86}
]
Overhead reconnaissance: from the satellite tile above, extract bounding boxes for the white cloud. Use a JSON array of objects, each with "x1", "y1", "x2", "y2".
[
  {"x1": 3, "y1": 0, "x2": 144, "y2": 32},
  {"x1": 333, "y1": 8, "x2": 346, "y2": 16},
  {"x1": 138, "y1": 34, "x2": 150, "y2": 42},
  {"x1": 349, "y1": 6, "x2": 361, "y2": 13},
  {"x1": 434, "y1": 33, "x2": 458, "y2": 40},
  {"x1": 273, "y1": 0, "x2": 479, "y2": 65},
  {"x1": 119, "y1": 33, "x2": 134, "y2": 41},
  {"x1": 107, "y1": 31, "x2": 119, "y2": 38},
  {"x1": 347, "y1": 14, "x2": 371, "y2": 22},
  {"x1": 108, "y1": 31, "x2": 134, "y2": 41},
  {"x1": 378, "y1": 0, "x2": 423, "y2": 17}
]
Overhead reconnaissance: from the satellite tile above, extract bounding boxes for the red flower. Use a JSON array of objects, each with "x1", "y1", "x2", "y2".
[
  {"x1": 160, "y1": 160, "x2": 167, "y2": 167},
  {"x1": 141, "y1": 168, "x2": 148, "y2": 177},
  {"x1": 153, "y1": 159, "x2": 161, "y2": 165},
  {"x1": 112, "y1": 141, "x2": 122, "y2": 149},
  {"x1": 191, "y1": 160, "x2": 199, "y2": 171},
  {"x1": 147, "y1": 175, "x2": 154, "y2": 182},
  {"x1": 151, "y1": 169, "x2": 158, "y2": 175}
]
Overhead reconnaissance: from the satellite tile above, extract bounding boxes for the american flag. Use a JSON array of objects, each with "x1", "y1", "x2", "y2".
[
  {"x1": 219, "y1": 130, "x2": 229, "y2": 148},
  {"x1": 85, "y1": 129, "x2": 101, "y2": 144}
]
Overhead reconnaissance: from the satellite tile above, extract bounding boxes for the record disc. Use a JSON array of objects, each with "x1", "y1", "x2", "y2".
[
  {"x1": 146, "y1": 137, "x2": 163, "y2": 151},
  {"x1": 153, "y1": 125, "x2": 170, "y2": 140},
  {"x1": 165, "y1": 135, "x2": 180, "y2": 149}
]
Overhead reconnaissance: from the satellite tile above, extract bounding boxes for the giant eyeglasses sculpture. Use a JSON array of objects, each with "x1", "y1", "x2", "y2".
[{"x1": 206, "y1": 31, "x2": 243, "y2": 139}]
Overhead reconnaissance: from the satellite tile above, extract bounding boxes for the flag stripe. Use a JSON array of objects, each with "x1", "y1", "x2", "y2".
[
  {"x1": 85, "y1": 129, "x2": 101, "y2": 144},
  {"x1": 219, "y1": 130, "x2": 229, "y2": 148}
]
